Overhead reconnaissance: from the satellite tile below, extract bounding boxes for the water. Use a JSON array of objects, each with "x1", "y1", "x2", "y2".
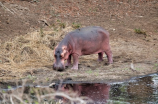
[
  {"x1": 109, "y1": 73, "x2": 158, "y2": 104},
  {"x1": 51, "y1": 73, "x2": 158, "y2": 104},
  {"x1": 0, "y1": 73, "x2": 158, "y2": 104}
]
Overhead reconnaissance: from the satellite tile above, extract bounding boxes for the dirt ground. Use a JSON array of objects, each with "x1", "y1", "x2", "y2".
[{"x1": 0, "y1": 0, "x2": 158, "y2": 83}]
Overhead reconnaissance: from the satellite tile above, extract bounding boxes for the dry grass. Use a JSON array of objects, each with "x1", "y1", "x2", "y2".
[{"x1": 0, "y1": 23, "x2": 74, "y2": 75}]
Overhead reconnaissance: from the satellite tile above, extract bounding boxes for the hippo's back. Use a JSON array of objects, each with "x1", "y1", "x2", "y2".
[
  {"x1": 72, "y1": 26, "x2": 108, "y2": 35},
  {"x1": 69, "y1": 26, "x2": 109, "y2": 41}
]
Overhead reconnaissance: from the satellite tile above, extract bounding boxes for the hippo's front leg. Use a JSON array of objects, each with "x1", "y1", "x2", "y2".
[
  {"x1": 65, "y1": 54, "x2": 71, "y2": 67},
  {"x1": 71, "y1": 53, "x2": 79, "y2": 70}
]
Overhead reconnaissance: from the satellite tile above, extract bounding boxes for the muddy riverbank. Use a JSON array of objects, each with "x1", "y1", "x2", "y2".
[{"x1": 0, "y1": 0, "x2": 158, "y2": 82}]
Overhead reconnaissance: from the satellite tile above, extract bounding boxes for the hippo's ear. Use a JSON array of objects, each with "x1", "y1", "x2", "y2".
[
  {"x1": 62, "y1": 46, "x2": 67, "y2": 52},
  {"x1": 64, "y1": 47, "x2": 67, "y2": 50}
]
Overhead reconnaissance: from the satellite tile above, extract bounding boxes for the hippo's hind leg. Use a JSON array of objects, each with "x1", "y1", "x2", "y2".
[
  {"x1": 71, "y1": 53, "x2": 79, "y2": 70},
  {"x1": 104, "y1": 49, "x2": 113, "y2": 64},
  {"x1": 103, "y1": 43, "x2": 113, "y2": 64},
  {"x1": 98, "y1": 52, "x2": 103, "y2": 62},
  {"x1": 65, "y1": 54, "x2": 71, "y2": 67}
]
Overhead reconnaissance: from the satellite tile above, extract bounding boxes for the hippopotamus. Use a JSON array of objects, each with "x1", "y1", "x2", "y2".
[
  {"x1": 53, "y1": 26, "x2": 113, "y2": 71},
  {"x1": 50, "y1": 79, "x2": 110, "y2": 103}
]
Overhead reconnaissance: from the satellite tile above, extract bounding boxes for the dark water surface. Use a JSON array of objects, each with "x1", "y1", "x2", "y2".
[
  {"x1": 0, "y1": 73, "x2": 158, "y2": 104},
  {"x1": 51, "y1": 73, "x2": 158, "y2": 104},
  {"x1": 109, "y1": 73, "x2": 158, "y2": 104}
]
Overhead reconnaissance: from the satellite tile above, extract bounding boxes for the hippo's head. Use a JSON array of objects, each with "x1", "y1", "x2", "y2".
[{"x1": 53, "y1": 46, "x2": 70, "y2": 71}]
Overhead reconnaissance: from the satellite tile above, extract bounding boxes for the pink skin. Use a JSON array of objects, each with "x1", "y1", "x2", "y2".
[{"x1": 53, "y1": 26, "x2": 113, "y2": 71}]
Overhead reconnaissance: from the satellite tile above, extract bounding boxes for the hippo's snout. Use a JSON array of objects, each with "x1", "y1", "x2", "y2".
[{"x1": 53, "y1": 63, "x2": 65, "y2": 71}]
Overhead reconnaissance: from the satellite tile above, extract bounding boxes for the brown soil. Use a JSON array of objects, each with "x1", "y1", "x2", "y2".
[{"x1": 0, "y1": 0, "x2": 158, "y2": 83}]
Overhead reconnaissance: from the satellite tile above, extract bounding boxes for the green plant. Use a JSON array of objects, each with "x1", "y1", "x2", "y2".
[
  {"x1": 40, "y1": 27, "x2": 44, "y2": 37},
  {"x1": 56, "y1": 19, "x2": 60, "y2": 22},
  {"x1": 60, "y1": 73, "x2": 64, "y2": 76},
  {"x1": 136, "y1": 67, "x2": 142, "y2": 71},
  {"x1": 34, "y1": 101, "x2": 39, "y2": 104},
  {"x1": 123, "y1": 68, "x2": 128, "y2": 70},
  {"x1": 27, "y1": 74, "x2": 33, "y2": 79},
  {"x1": 56, "y1": 19, "x2": 66, "y2": 29},
  {"x1": 7, "y1": 86, "x2": 12, "y2": 89},
  {"x1": 46, "y1": 78, "x2": 49, "y2": 81},
  {"x1": 54, "y1": 28, "x2": 58, "y2": 32},
  {"x1": 30, "y1": 88, "x2": 35, "y2": 94},
  {"x1": 154, "y1": 63, "x2": 158, "y2": 67},
  {"x1": 95, "y1": 72, "x2": 99, "y2": 76},
  {"x1": 154, "y1": 63, "x2": 158, "y2": 70},
  {"x1": 86, "y1": 70, "x2": 93, "y2": 74},
  {"x1": 134, "y1": 28, "x2": 146, "y2": 35},
  {"x1": 72, "y1": 22, "x2": 81, "y2": 29},
  {"x1": 59, "y1": 23, "x2": 66, "y2": 28},
  {"x1": 24, "y1": 100, "x2": 29, "y2": 103}
]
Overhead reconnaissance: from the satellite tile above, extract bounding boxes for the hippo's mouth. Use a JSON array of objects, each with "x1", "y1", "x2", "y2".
[
  {"x1": 53, "y1": 63, "x2": 65, "y2": 71},
  {"x1": 56, "y1": 68, "x2": 65, "y2": 72}
]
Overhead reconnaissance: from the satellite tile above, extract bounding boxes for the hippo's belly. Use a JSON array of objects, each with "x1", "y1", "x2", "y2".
[
  {"x1": 75, "y1": 38, "x2": 104, "y2": 55},
  {"x1": 81, "y1": 49, "x2": 103, "y2": 55}
]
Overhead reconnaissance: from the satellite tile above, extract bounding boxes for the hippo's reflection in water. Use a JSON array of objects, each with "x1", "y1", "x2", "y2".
[{"x1": 51, "y1": 82, "x2": 110, "y2": 104}]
